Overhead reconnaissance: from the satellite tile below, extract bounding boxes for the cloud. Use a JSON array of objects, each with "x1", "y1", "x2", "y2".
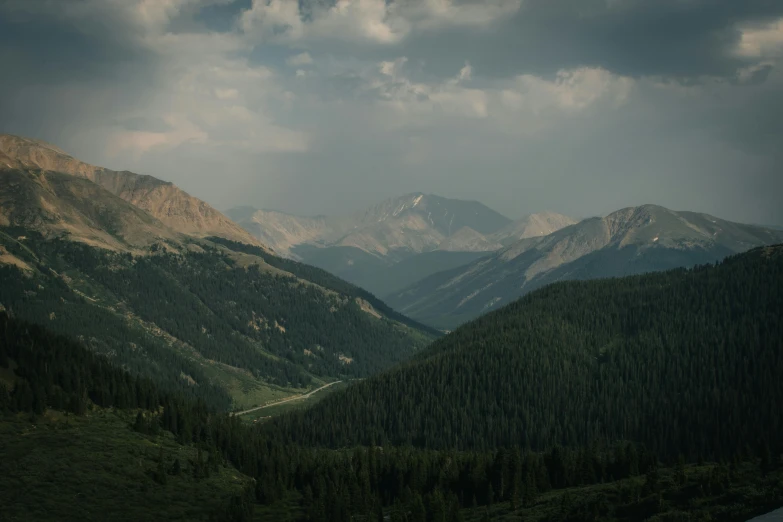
[
  {"x1": 106, "y1": 113, "x2": 208, "y2": 156},
  {"x1": 338, "y1": 59, "x2": 631, "y2": 129},
  {"x1": 735, "y1": 18, "x2": 783, "y2": 59},
  {"x1": 0, "y1": 0, "x2": 781, "y2": 226},
  {"x1": 215, "y1": 87, "x2": 240, "y2": 100},
  {"x1": 503, "y1": 68, "x2": 634, "y2": 113},
  {"x1": 239, "y1": 0, "x2": 522, "y2": 45},
  {"x1": 386, "y1": 0, "x2": 783, "y2": 81},
  {"x1": 287, "y1": 52, "x2": 314, "y2": 66}
]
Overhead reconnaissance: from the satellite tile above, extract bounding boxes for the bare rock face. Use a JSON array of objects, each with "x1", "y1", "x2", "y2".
[
  {"x1": 0, "y1": 134, "x2": 268, "y2": 251},
  {"x1": 0, "y1": 167, "x2": 181, "y2": 252}
]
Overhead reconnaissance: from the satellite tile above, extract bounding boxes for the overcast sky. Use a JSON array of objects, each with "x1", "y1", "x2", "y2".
[{"x1": 1, "y1": 0, "x2": 782, "y2": 224}]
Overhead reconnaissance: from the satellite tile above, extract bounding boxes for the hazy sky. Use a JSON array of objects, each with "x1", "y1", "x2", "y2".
[{"x1": 1, "y1": 0, "x2": 782, "y2": 224}]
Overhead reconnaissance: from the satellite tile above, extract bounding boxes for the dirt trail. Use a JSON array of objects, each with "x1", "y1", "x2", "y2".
[{"x1": 232, "y1": 380, "x2": 342, "y2": 416}]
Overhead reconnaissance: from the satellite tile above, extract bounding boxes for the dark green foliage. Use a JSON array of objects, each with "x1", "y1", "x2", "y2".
[
  {"x1": 207, "y1": 236, "x2": 443, "y2": 337},
  {"x1": 3, "y1": 241, "x2": 782, "y2": 522},
  {"x1": 0, "y1": 231, "x2": 434, "y2": 410},
  {"x1": 0, "y1": 410, "x2": 255, "y2": 522},
  {"x1": 267, "y1": 245, "x2": 783, "y2": 461},
  {"x1": 1, "y1": 312, "x2": 163, "y2": 415}
]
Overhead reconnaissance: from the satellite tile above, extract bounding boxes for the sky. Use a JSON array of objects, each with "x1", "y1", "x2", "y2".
[{"x1": 0, "y1": 0, "x2": 782, "y2": 225}]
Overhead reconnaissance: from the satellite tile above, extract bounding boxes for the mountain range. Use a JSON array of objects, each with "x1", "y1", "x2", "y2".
[
  {"x1": 0, "y1": 135, "x2": 435, "y2": 410},
  {"x1": 3, "y1": 132, "x2": 783, "y2": 522},
  {"x1": 386, "y1": 204, "x2": 783, "y2": 328},
  {"x1": 227, "y1": 195, "x2": 576, "y2": 297}
]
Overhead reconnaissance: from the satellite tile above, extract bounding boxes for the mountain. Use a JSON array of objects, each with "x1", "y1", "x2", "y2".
[
  {"x1": 436, "y1": 226, "x2": 502, "y2": 252},
  {"x1": 229, "y1": 193, "x2": 513, "y2": 258},
  {"x1": 339, "y1": 192, "x2": 512, "y2": 255},
  {"x1": 0, "y1": 230, "x2": 436, "y2": 410},
  {"x1": 223, "y1": 207, "x2": 343, "y2": 254},
  {"x1": 489, "y1": 211, "x2": 578, "y2": 246},
  {"x1": 0, "y1": 134, "x2": 265, "y2": 250},
  {"x1": 0, "y1": 167, "x2": 181, "y2": 252},
  {"x1": 269, "y1": 244, "x2": 783, "y2": 459},
  {"x1": 0, "y1": 135, "x2": 436, "y2": 409},
  {"x1": 387, "y1": 204, "x2": 783, "y2": 328},
  {"x1": 229, "y1": 195, "x2": 575, "y2": 297}
]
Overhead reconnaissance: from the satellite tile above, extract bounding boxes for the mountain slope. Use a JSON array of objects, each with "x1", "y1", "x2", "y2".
[
  {"x1": 0, "y1": 168, "x2": 182, "y2": 252},
  {"x1": 388, "y1": 204, "x2": 783, "y2": 328},
  {"x1": 0, "y1": 134, "x2": 264, "y2": 249},
  {"x1": 223, "y1": 207, "x2": 344, "y2": 254},
  {"x1": 268, "y1": 245, "x2": 783, "y2": 460},
  {"x1": 0, "y1": 229, "x2": 435, "y2": 410},
  {"x1": 0, "y1": 312, "x2": 256, "y2": 522},
  {"x1": 490, "y1": 211, "x2": 578, "y2": 246}
]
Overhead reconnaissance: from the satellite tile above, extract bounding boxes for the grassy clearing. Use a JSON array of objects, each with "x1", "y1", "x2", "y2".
[
  {"x1": 198, "y1": 359, "x2": 310, "y2": 411},
  {"x1": 0, "y1": 409, "x2": 253, "y2": 522},
  {"x1": 241, "y1": 380, "x2": 352, "y2": 422}
]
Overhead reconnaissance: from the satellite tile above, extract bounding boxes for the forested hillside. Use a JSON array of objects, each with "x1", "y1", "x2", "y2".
[
  {"x1": 0, "y1": 229, "x2": 433, "y2": 410},
  {"x1": 0, "y1": 312, "x2": 257, "y2": 521},
  {"x1": 268, "y1": 245, "x2": 783, "y2": 462},
  {"x1": 4, "y1": 312, "x2": 782, "y2": 522}
]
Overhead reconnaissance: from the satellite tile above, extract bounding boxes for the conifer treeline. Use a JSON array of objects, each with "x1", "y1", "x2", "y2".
[
  {"x1": 0, "y1": 231, "x2": 433, "y2": 408},
  {"x1": 267, "y1": 245, "x2": 783, "y2": 461},
  {"x1": 3, "y1": 286, "x2": 782, "y2": 522},
  {"x1": 0, "y1": 310, "x2": 667, "y2": 521}
]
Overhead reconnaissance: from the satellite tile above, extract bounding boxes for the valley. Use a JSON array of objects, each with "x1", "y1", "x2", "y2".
[
  {"x1": 3, "y1": 2, "x2": 782, "y2": 519},
  {"x1": 227, "y1": 194, "x2": 576, "y2": 299},
  {"x1": 2, "y1": 244, "x2": 782, "y2": 521},
  {"x1": 1, "y1": 127, "x2": 781, "y2": 522},
  {"x1": 0, "y1": 136, "x2": 437, "y2": 413}
]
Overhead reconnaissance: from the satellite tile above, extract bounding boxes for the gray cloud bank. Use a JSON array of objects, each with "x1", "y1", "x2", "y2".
[{"x1": 0, "y1": 0, "x2": 781, "y2": 225}]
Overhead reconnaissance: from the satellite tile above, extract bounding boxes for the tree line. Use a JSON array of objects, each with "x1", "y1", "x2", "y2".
[{"x1": 266, "y1": 245, "x2": 783, "y2": 463}]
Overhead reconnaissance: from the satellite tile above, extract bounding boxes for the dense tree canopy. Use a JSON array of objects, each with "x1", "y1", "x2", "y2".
[
  {"x1": 3, "y1": 238, "x2": 783, "y2": 522},
  {"x1": 268, "y1": 245, "x2": 783, "y2": 462},
  {"x1": 0, "y1": 230, "x2": 433, "y2": 409}
]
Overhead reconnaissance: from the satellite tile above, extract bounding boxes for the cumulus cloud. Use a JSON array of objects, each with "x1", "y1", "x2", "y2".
[
  {"x1": 346, "y1": 59, "x2": 631, "y2": 128},
  {"x1": 735, "y1": 18, "x2": 783, "y2": 60},
  {"x1": 239, "y1": 0, "x2": 522, "y2": 45},
  {"x1": 502, "y1": 68, "x2": 634, "y2": 113}
]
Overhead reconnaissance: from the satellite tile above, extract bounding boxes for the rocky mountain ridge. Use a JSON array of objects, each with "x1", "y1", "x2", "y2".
[
  {"x1": 0, "y1": 134, "x2": 265, "y2": 250},
  {"x1": 387, "y1": 204, "x2": 783, "y2": 328}
]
